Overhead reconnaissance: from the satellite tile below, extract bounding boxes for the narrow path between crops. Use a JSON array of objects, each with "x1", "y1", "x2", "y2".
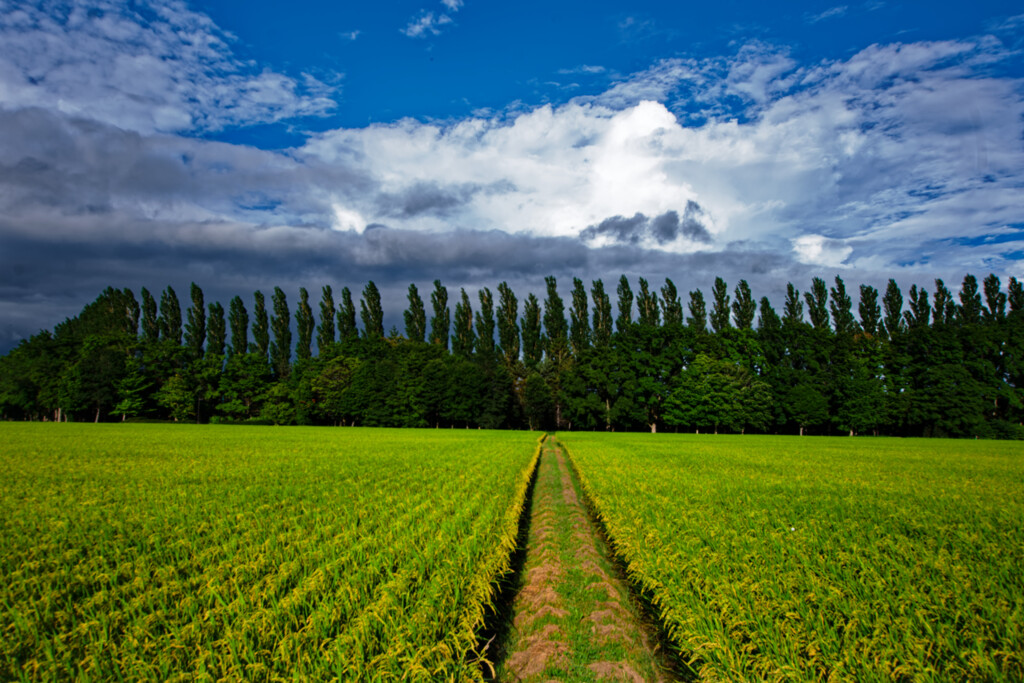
[{"x1": 494, "y1": 438, "x2": 676, "y2": 682}]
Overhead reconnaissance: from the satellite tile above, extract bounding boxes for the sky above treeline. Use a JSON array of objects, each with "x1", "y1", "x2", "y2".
[{"x1": 1, "y1": 0, "x2": 1023, "y2": 351}]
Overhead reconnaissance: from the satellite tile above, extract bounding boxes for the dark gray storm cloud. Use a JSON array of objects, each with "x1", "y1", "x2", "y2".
[
  {"x1": 579, "y1": 201, "x2": 712, "y2": 246},
  {"x1": 580, "y1": 213, "x2": 649, "y2": 244},
  {"x1": 376, "y1": 181, "x2": 483, "y2": 218},
  {"x1": 0, "y1": 205, "x2": 816, "y2": 352},
  {"x1": 0, "y1": 107, "x2": 374, "y2": 228}
]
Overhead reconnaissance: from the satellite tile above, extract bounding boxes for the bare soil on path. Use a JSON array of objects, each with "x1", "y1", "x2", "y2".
[{"x1": 495, "y1": 438, "x2": 677, "y2": 682}]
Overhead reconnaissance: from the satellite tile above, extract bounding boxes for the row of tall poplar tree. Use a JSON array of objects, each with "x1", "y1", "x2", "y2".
[{"x1": 1, "y1": 273, "x2": 1022, "y2": 437}]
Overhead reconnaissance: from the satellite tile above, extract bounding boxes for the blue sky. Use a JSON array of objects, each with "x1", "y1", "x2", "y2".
[
  {"x1": 1, "y1": 0, "x2": 1023, "y2": 348},
  {"x1": 194, "y1": 1, "x2": 1022, "y2": 139}
]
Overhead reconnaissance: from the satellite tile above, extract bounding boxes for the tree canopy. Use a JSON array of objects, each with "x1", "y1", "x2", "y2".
[{"x1": 3, "y1": 274, "x2": 1022, "y2": 439}]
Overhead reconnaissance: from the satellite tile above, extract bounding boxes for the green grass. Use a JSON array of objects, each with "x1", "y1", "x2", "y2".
[
  {"x1": 0, "y1": 424, "x2": 541, "y2": 682},
  {"x1": 559, "y1": 433, "x2": 1024, "y2": 682}
]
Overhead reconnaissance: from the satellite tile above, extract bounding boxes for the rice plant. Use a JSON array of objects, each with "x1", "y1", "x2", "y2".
[
  {"x1": 0, "y1": 424, "x2": 541, "y2": 681},
  {"x1": 560, "y1": 433, "x2": 1024, "y2": 682}
]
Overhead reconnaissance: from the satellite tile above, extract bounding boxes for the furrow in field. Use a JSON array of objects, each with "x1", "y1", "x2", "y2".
[{"x1": 497, "y1": 438, "x2": 674, "y2": 682}]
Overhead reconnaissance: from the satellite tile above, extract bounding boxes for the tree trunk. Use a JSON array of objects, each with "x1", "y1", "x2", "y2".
[
  {"x1": 605, "y1": 399, "x2": 611, "y2": 431},
  {"x1": 650, "y1": 422, "x2": 657, "y2": 433},
  {"x1": 94, "y1": 405, "x2": 100, "y2": 423},
  {"x1": 800, "y1": 426, "x2": 804, "y2": 436},
  {"x1": 849, "y1": 428, "x2": 854, "y2": 437}
]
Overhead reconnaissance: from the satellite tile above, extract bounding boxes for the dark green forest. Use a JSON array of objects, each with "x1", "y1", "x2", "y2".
[{"x1": 2, "y1": 274, "x2": 1023, "y2": 437}]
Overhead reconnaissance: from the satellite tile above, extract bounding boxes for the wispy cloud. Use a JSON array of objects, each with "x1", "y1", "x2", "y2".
[
  {"x1": 617, "y1": 15, "x2": 659, "y2": 42},
  {"x1": 557, "y1": 65, "x2": 607, "y2": 75},
  {"x1": 0, "y1": 0, "x2": 338, "y2": 134},
  {"x1": 339, "y1": 30, "x2": 360, "y2": 41},
  {"x1": 806, "y1": 5, "x2": 849, "y2": 24},
  {"x1": 403, "y1": 0, "x2": 463, "y2": 38},
  {"x1": 402, "y1": 10, "x2": 453, "y2": 38}
]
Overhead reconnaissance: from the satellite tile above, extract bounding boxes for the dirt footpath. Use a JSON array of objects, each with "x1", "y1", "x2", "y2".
[{"x1": 497, "y1": 439, "x2": 675, "y2": 682}]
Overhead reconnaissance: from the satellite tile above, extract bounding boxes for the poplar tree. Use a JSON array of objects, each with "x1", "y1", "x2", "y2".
[
  {"x1": 124, "y1": 290, "x2": 140, "y2": 336},
  {"x1": 616, "y1": 276, "x2": 633, "y2": 332},
  {"x1": 360, "y1": 281, "x2": 384, "y2": 340},
  {"x1": 858, "y1": 285, "x2": 880, "y2": 336},
  {"x1": 251, "y1": 291, "x2": 270, "y2": 358},
  {"x1": 758, "y1": 297, "x2": 781, "y2": 331},
  {"x1": 783, "y1": 283, "x2": 803, "y2": 325},
  {"x1": 404, "y1": 284, "x2": 426, "y2": 343},
  {"x1": 804, "y1": 277, "x2": 830, "y2": 331},
  {"x1": 1008, "y1": 277, "x2": 1024, "y2": 313},
  {"x1": 904, "y1": 285, "x2": 930, "y2": 329},
  {"x1": 932, "y1": 280, "x2": 956, "y2": 325},
  {"x1": 452, "y1": 288, "x2": 475, "y2": 357},
  {"x1": 542, "y1": 276, "x2": 568, "y2": 365},
  {"x1": 296, "y1": 288, "x2": 314, "y2": 360},
  {"x1": 184, "y1": 283, "x2": 206, "y2": 358},
  {"x1": 475, "y1": 287, "x2": 496, "y2": 357},
  {"x1": 337, "y1": 287, "x2": 357, "y2": 343},
  {"x1": 710, "y1": 277, "x2": 731, "y2": 333},
  {"x1": 660, "y1": 278, "x2": 683, "y2": 327},
  {"x1": 497, "y1": 282, "x2": 520, "y2": 366},
  {"x1": 317, "y1": 285, "x2": 336, "y2": 352},
  {"x1": 228, "y1": 296, "x2": 248, "y2": 356},
  {"x1": 636, "y1": 278, "x2": 660, "y2": 327},
  {"x1": 829, "y1": 277, "x2": 855, "y2": 336},
  {"x1": 569, "y1": 277, "x2": 590, "y2": 356},
  {"x1": 430, "y1": 280, "x2": 449, "y2": 349},
  {"x1": 882, "y1": 280, "x2": 904, "y2": 338},
  {"x1": 141, "y1": 287, "x2": 160, "y2": 343},
  {"x1": 732, "y1": 279, "x2": 755, "y2": 330},
  {"x1": 687, "y1": 289, "x2": 707, "y2": 333},
  {"x1": 270, "y1": 287, "x2": 291, "y2": 377},
  {"x1": 591, "y1": 280, "x2": 612, "y2": 347},
  {"x1": 758, "y1": 296, "x2": 784, "y2": 381},
  {"x1": 984, "y1": 274, "x2": 1006, "y2": 320},
  {"x1": 159, "y1": 286, "x2": 182, "y2": 345},
  {"x1": 206, "y1": 302, "x2": 226, "y2": 357},
  {"x1": 522, "y1": 294, "x2": 543, "y2": 368}
]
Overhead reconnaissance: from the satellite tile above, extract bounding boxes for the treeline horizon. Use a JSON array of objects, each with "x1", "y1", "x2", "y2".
[{"x1": 1, "y1": 273, "x2": 1022, "y2": 438}]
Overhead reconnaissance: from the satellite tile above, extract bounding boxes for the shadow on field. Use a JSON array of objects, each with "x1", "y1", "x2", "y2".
[{"x1": 476, "y1": 443, "x2": 541, "y2": 680}]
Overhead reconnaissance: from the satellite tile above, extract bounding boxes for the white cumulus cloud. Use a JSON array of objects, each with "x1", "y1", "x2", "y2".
[
  {"x1": 792, "y1": 234, "x2": 853, "y2": 267},
  {"x1": 300, "y1": 36, "x2": 1024, "y2": 278}
]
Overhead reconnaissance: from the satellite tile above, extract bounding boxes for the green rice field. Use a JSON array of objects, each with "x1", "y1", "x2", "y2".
[
  {"x1": 0, "y1": 424, "x2": 540, "y2": 681},
  {"x1": 3, "y1": 425, "x2": 1022, "y2": 681},
  {"x1": 559, "y1": 433, "x2": 1024, "y2": 682}
]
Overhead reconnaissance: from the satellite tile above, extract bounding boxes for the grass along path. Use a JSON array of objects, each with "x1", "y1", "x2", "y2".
[{"x1": 497, "y1": 438, "x2": 674, "y2": 682}]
